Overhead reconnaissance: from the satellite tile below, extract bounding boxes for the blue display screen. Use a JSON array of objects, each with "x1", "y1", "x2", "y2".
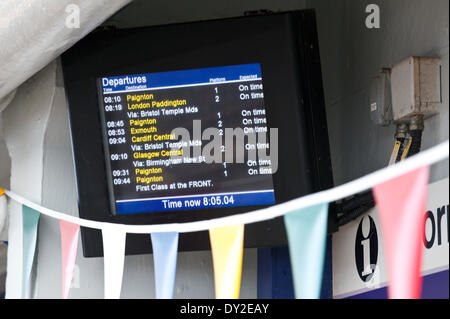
[{"x1": 98, "y1": 64, "x2": 275, "y2": 214}]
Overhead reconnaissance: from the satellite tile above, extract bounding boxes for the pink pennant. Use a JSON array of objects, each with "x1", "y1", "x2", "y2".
[
  {"x1": 372, "y1": 166, "x2": 429, "y2": 299},
  {"x1": 59, "y1": 220, "x2": 80, "y2": 299}
]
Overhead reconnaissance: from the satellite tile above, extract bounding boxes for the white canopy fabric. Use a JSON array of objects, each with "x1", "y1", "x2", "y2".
[{"x1": 0, "y1": 0, "x2": 131, "y2": 103}]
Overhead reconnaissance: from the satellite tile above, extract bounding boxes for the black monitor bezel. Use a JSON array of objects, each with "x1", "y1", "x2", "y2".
[{"x1": 62, "y1": 10, "x2": 335, "y2": 257}]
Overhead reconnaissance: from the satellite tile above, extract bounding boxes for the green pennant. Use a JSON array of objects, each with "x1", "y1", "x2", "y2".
[
  {"x1": 284, "y1": 203, "x2": 328, "y2": 299},
  {"x1": 22, "y1": 205, "x2": 40, "y2": 298}
]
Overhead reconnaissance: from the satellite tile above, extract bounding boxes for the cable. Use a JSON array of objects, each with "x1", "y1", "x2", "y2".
[
  {"x1": 336, "y1": 120, "x2": 422, "y2": 228},
  {"x1": 337, "y1": 203, "x2": 375, "y2": 227},
  {"x1": 406, "y1": 115, "x2": 424, "y2": 158},
  {"x1": 407, "y1": 130, "x2": 423, "y2": 158},
  {"x1": 394, "y1": 137, "x2": 406, "y2": 163},
  {"x1": 336, "y1": 137, "x2": 401, "y2": 227},
  {"x1": 337, "y1": 192, "x2": 375, "y2": 227},
  {"x1": 394, "y1": 123, "x2": 410, "y2": 164}
]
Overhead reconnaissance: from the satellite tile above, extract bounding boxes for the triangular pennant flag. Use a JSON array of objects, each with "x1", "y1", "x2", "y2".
[
  {"x1": 59, "y1": 220, "x2": 80, "y2": 299},
  {"x1": 102, "y1": 225, "x2": 127, "y2": 299},
  {"x1": 0, "y1": 187, "x2": 4, "y2": 196},
  {"x1": 372, "y1": 166, "x2": 429, "y2": 299},
  {"x1": 150, "y1": 232, "x2": 179, "y2": 299},
  {"x1": 209, "y1": 224, "x2": 244, "y2": 299},
  {"x1": 284, "y1": 203, "x2": 328, "y2": 299},
  {"x1": 22, "y1": 205, "x2": 40, "y2": 299}
]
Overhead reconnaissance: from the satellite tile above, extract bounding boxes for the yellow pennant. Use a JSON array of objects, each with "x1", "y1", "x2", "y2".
[
  {"x1": 209, "y1": 224, "x2": 244, "y2": 299},
  {"x1": 0, "y1": 188, "x2": 5, "y2": 197}
]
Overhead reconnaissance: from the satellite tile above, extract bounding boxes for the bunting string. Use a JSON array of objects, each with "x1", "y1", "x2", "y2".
[{"x1": 2, "y1": 140, "x2": 449, "y2": 233}]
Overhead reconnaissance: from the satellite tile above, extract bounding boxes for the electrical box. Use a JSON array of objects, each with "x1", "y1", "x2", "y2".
[
  {"x1": 62, "y1": 10, "x2": 336, "y2": 257},
  {"x1": 369, "y1": 68, "x2": 393, "y2": 126},
  {"x1": 391, "y1": 57, "x2": 442, "y2": 122}
]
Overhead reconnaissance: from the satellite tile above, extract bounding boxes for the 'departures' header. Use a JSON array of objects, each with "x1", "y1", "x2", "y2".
[{"x1": 100, "y1": 63, "x2": 262, "y2": 93}]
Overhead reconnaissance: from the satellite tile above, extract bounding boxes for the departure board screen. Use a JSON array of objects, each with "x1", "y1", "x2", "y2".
[{"x1": 98, "y1": 63, "x2": 275, "y2": 215}]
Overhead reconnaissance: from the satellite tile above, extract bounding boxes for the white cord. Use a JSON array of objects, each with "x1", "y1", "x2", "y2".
[{"x1": 3, "y1": 140, "x2": 449, "y2": 234}]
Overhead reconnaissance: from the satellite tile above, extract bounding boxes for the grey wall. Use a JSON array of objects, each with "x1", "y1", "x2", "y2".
[
  {"x1": 0, "y1": 132, "x2": 10, "y2": 191},
  {"x1": 306, "y1": 0, "x2": 449, "y2": 185},
  {"x1": 0, "y1": 92, "x2": 13, "y2": 192}
]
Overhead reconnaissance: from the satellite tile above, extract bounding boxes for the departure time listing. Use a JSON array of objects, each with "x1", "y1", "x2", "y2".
[{"x1": 98, "y1": 63, "x2": 275, "y2": 215}]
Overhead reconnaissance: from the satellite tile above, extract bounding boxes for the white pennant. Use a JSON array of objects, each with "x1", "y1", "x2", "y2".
[{"x1": 102, "y1": 225, "x2": 127, "y2": 299}]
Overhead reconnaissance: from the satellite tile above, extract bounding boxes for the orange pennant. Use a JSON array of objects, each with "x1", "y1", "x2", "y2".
[{"x1": 209, "y1": 224, "x2": 244, "y2": 299}]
